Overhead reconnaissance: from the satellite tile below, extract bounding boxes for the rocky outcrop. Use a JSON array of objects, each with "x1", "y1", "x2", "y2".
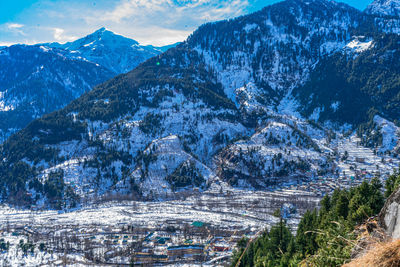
[
  {"x1": 378, "y1": 188, "x2": 400, "y2": 238},
  {"x1": 350, "y1": 219, "x2": 389, "y2": 260}
]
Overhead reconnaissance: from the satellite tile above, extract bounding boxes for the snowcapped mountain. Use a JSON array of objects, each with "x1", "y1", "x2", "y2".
[
  {"x1": 0, "y1": 45, "x2": 114, "y2": 143},
  {"x1": 1, "y1": 0, "x2": 400, "y2": 208},
  {"x1": 0, "y1": 29, "x2": 176, "y2": 143},
  {"x1": 366, "y1": 0, "x2": 400, "y2": 17},
  {"x1": 47, "y1": 27, "x2": 164, "y2": 74}
]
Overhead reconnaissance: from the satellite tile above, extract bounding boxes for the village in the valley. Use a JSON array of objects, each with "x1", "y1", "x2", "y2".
[
  {"x1": 0, "y1": 219, "x2": 242, "y2": 265},
  {"x1": 0, "y1": 188, "x2": 315, "y2": 266}
]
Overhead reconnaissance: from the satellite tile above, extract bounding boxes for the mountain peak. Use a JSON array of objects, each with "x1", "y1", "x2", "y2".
[
  {"x1": 46, "y1": 27, "x2": 163, "y2": 74},
  {"x1": 89, "y1": 27, "x2": 122, "y2": 39},
  {"x1": 94, "y1": 27, "x2": 107, "y2": 33},
  {"x1": 84, "y1": 27, "x2": 139, "y2": 45},
  {"x1": 366, "y1": 0, "x2": 400, "y2": 17},
  {"x1": 60, "y1": 27, "x2": 139, "y2": 52},
  {"x1": 43, "y1": 27, "x2": 178, "y2": 74}
]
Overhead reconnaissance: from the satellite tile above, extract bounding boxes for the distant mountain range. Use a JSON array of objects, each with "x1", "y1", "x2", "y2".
[
  {"x1": 1, "y1": 0, "x2": 400, "y2": 208},
  {"x1": 0, "y1": 29, "x2": 178, "y2": 143},
  {"x1": 44, "y1": 27, "x2": 178, "y2": 74}
]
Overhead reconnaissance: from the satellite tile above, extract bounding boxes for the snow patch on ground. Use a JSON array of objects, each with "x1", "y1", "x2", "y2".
[
  {"x1": 345, "y1": 39, "x2": 374, "y2": 53},
  {"x1": 374, "y1": 115, "x2": 400, "y2": 152}
]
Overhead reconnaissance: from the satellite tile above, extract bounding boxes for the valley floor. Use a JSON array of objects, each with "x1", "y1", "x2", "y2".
[{"x1": 0, "y1": 185, "x2": 319, "y2": 266}]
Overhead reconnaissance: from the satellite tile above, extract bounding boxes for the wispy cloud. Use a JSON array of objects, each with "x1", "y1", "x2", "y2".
[
  {"x1": 4, "y1": 23, "x2": 26, "y2": 36},
  {"x1": 101, "y1": 0, "x2": 167, "y2": 23},
  {"x1": 52, "y1": 28, "x2": 76, "y2": 42},
  {"x1": 90, "y1": 0, "x2": 250, "y2": 45},
  {"x1": 0, "y1": 42, "x2": 15, "y2": 47},
  {"x1": 7, "y1": 23, "x2": 24, "y2": 30},
  {"x1": 0, "y1": 0, "x2": 251, "y2": 46},
  {"x1": 100, "y1": 0, "x2": 249, "y2": 23}
]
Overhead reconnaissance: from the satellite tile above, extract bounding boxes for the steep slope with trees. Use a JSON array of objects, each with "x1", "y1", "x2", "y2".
[{"x1": 231, "y1": 177, "x2": 386, "y2": 266}]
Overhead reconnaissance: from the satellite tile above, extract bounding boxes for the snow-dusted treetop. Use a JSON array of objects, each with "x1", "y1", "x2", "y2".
[{"x1": 366, "y1": 0, "x2": 400, "y2": 17}]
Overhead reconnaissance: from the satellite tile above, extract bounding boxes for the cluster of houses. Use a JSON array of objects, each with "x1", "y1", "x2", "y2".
[
  {"x1": 130, "y1": 225, "x2": 235, "y2": 264},
  {"x1": 280, "y1": 166, "x2": 386, "y2": 197}
]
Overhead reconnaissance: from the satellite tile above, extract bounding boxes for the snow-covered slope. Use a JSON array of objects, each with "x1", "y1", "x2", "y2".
[
  {"x1": 217, "y1": 118, "x2": 330, "y2": 188},
  {"x1": 373, "y1": 115, "x2": 400, "y2": 153},
  {"x1": 345, "y1": 38, "x2": 374, "y2": 53},
  {"x1": 366, "y1": 0, "x2": 400, "y2": 34},
  {"x1": 294, "y1": 34, "x2": 400, "y2": 127},
  {"x1": 127, "y1": 135, "x2": 216, "y2": 198},
  {"x1": 188, "y1": 0, "x2": 364, "y2": 110}
]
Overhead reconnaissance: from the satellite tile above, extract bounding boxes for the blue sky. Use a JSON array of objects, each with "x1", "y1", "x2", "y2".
[{"x1": 0, "y1": 0, "x2": 373, "y2": 46}]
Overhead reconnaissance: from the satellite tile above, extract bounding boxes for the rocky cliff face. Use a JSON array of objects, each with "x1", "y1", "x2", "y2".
[{"x1": 379, "y1": 188, "x2": 400, "y2": 239}]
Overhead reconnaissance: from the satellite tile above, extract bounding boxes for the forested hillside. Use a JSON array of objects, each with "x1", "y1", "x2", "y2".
[{"x1": 231, "y1": 171, "x2": 400, "y2": 266}]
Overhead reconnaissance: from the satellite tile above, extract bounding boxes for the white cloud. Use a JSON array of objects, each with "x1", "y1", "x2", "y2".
[
  {"x1": 53, "y1": 28, "x2": 64, "y2": 40},
  {"x1": 0, "y1": 0, "x2": 251, "y2": 46},
  {"x1": 52, "y1": 28, "x2": 77, "y2": 42},
  {"x1": 197, "y1": 0, "x2": 249, "y2": 21},
  {"x1": 5, "y1": 23, "x2": 26, "y2": 36},
  {"x1": 102, "y1": 0, "x2": 168, "y2": 23},
  {"x1": 0, "y1": 42, "x2": 15, "y2": 47},
  {"x1": 117, "y1": 26, "x2": 193, "y2": 46},
  {"x1": 88, "y1": 0, "x2": 250, "y2": 45},
  {"x1": 7, "y1": 23, "x2": 24, "y2": 30},
  {"x1": 101, "y1": 0, "x2": 249, "y2": 23}
]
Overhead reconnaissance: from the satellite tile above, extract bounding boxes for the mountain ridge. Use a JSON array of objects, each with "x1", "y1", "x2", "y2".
[
  {"x1": 45, "y1": 27, "x2": 167, "y2": 74},
  {"x1": 0, "y1": 44, "x2": 115, "y2": 143},
  {"x1": 0, "y1": 29, "x2": 178, "y2": 143}
]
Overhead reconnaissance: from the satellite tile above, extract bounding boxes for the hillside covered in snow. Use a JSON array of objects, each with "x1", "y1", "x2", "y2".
[{"x1": 1, "y1": 0, "x2": 400, "y2": 208}]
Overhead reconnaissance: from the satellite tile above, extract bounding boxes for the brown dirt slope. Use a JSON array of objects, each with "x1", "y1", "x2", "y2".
[{"x1": 343, "y1": 239, "x2": 400, "y2": 267}]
